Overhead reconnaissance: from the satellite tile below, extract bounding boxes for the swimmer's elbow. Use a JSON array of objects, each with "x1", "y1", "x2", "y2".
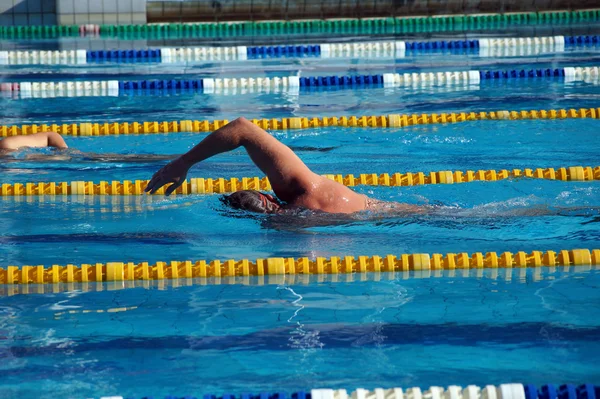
[
  {"x1": 232, "y1": 116, "x2": 249, "y2": 124},
  {"x1": 229, "y1": 117, "x2": 251, "y2": 133},
  {"x1": 47, "y1": 132, "x2": 68, "y2": 149},
  {"x1": 229, "y1": 117, "x2": 263, "y2": 146},
  {"x1": 231, "y1": 116, "x2": 253, "y2": 130}
]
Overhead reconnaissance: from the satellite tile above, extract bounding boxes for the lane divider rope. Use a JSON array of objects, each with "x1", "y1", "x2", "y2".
[
  {"x1": 2, "y1": 9, "x2": 598, "y2": 39},
  {"x1": 3, "y1": 260, "x2": 592, "y2": 295},
  {"x1": 1, "y1": 249, "x2": 598, "y2": 285},
  {"x1": 3, "y1": 66, "x2": 597, "y2": 98},
  {"x1": 102, "y1": 10, "x2": 600, "y2": 38},
  {"x1": 1, "y1": 166, "x2": 598, "y2": 197},
  {"x1": 1, "y1": 107, "x2": 599, "y2": 137},
  {"x1": 7, "y1": 263, "x2": 595, "y2": 296},
  {"x1": 93, "y1": 384, "x2": 599, "y2": 399},
  {"x1": 0, "y1": 49, "x2": 88, "y2": 65},
  {"x1": 3, "y1": 35, "x2": 594, "y2": 65}
]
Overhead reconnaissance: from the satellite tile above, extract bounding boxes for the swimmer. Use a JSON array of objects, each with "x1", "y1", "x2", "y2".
[
  {"x1": 0, "y1": 131, "x2": 68, "y2": 151},
  {"x1": 145, "y1": 117, "x2": 424, "y2": 214},
  {"x1": 0, "y1": 130, "x2": 335, "y2": 163},
  {"x1": 0, "y1": 132, "x2": 179, "y2": 163}
]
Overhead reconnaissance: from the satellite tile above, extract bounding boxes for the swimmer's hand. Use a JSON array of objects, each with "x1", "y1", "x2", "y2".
[{"x1": 144, "y1": 156, "x2": 191, "y2": 195}]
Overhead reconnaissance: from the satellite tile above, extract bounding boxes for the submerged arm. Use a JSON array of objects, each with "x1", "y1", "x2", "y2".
[{"x1": 145, "y1": 117, "x2": 318, "y2": 198}]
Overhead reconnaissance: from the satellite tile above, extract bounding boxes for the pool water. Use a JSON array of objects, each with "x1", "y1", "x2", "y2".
[
  {"x1": 1, "y1": 120, "x2": 600, "y2": 266},
  {"x1": 0, "y1": 29, "x2": 599, "y2": 399},
  {"x1": 2, "y1": 269, "x2": 600, "y2": 399}
]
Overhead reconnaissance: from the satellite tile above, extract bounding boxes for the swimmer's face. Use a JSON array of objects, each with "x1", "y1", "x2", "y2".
[{"x1": 221, "y1": 190, "x2": 282, "y2": 214}]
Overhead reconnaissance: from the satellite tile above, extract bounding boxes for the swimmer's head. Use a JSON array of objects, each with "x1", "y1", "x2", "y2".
[{"x1": 221, "y1": 190, "x2": 282, "y2": 214}]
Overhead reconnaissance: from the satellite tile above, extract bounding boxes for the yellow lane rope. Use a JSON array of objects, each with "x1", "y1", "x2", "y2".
[
  {"x1": 1, "y1": 107, "x2": 599, "y2": 137},
  {"x1": 3, "y1": 261, "x2": 595, "y2": 296},
  {"x1": 1, "y1": 166, "x2": 598, "y2": 196},
  {"x1": 1, "y1": 249, "x2": 598, "y2": 286}
]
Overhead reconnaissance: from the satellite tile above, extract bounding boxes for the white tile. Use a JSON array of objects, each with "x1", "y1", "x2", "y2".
[
  {"x1": 0, "y1": 0, "x2": 13, "y2": 13},
  {"x1": 87, "y1": 13, "x2": 104, "y2": 23},
  {"x1": 117, "y1": 0, "x2": 132, "y2": 12},
  {"x1": 74, "y1": 13, "x2": 90, "y2": 23},
  {"x1": 74, "y1": 0, "x2": 88, "y2": 14},
  {"x1": 88, "y1": 0, "x2": 103, "y2": 12},
  {"x1": 102, "y1": 0, "x2": 117, "y2": 13},
  {"x1": 117, "y1": 12, "x2": 131, "y2": 24},
  {"x1": 56, "y1": 0, "x2": 74, "y2": 14},
  {"x1": 131, "y1": 12, "x2": 146, "y2": 24},
  {"x1": 88, "y1": 0, "x2": 103, "y2": 13},
  {"x1": 56, "y1": 13, "x2": 75, "y2": 24},
  {"x1": 102, "y1": 12, "x2": 117, "y2": 24},
  {"x1": 42, "y1": 13, "x2": 57, "y2": 25},
  {"x1": 28, "y1": 12, "x2": 42, "y2": 25},
  {"x1": 131, "y1": 0, "x2": 146, "y2": 13}
]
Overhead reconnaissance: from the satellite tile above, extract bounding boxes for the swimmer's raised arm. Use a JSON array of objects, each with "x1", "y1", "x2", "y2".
[
  {"x1": 0, "y1": 131, "x2": 68, "y2": 150},
  {"x1": 145, "y1": 117, "x2": 319, "y2": 199}
]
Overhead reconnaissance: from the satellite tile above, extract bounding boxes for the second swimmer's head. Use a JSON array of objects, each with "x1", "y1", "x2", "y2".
[{"x1": 221, "y1": 190, "x2": 282, "y2": 213}]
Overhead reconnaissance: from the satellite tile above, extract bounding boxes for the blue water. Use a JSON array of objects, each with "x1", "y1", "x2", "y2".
[
  {"x1": 1, "y1": 31, "x2": 600, "y2": 399},
  {"x1": 1, "y1": 270, "x2": 600, "y2": 399}
]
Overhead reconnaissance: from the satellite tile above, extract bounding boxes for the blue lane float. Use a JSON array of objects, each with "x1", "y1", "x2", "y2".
[
  {"x1": 87, "y1": 49, "x2": 161, "y2": 62},
  {"x1": 1, "y1": 35, "x2": 598, "y2": 66},
  {"x1": 99, "y1": 384, "x2": 600, "y2": 399},
  {"x1": 4, "y1": 66, "x2": 598, "y2": 99},
  {"x1": 89, "y1": 35, "x2": 596, "y2": 63}
]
